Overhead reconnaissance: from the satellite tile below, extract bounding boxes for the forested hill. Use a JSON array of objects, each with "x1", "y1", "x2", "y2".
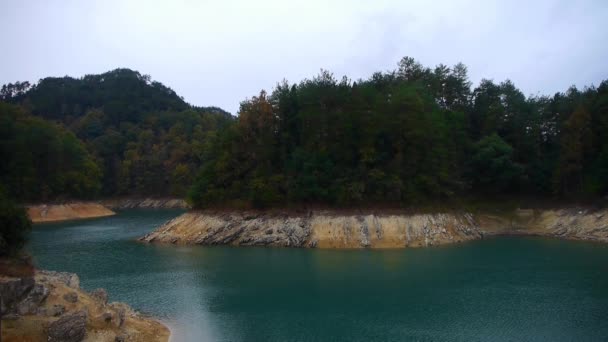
[
  {"x1": 1, "y1": 59, "x2": 607, "y2": 206},
  {"x1": 1, "y1": 69, "x2": 233, "y2": 201},
  {"x1": 189, "y1": 58, "x2": 608, "y2": 208}
]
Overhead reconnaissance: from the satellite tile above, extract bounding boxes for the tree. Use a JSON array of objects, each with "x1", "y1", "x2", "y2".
[
  {"x1": 0, "y1": 189, "x2": 31, "y2": 257},
  {"x1": 554, "y1": 105, "x2": 592, "y2": 195},
  {"x1": 470, "y1": 134, "x2": 522, "y2": 194},
  {"x1": 0, "y1": 81, "x2": 31, "y2": 101},
  {"x1": 0, "y1": 102, "x2": 102, "y2": 201}
]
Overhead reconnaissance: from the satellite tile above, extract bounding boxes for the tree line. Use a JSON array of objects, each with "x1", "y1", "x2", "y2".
[
  {"x1": 1, "y1": 58, "x2": 606, "y2": 208},
  {"x1": 1, "y1": 69, "x2": 233, "y2": 201},
  {"x1": 189, "y1": 57, "x2": 608, "y2": 208}
]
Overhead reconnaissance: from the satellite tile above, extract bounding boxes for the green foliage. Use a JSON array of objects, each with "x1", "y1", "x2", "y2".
[
  {"x1": 189, "y1": 57, "x2": 608, "y2": 208},
  {"x1": 0, "y1": 189, "x2": 32, "y2": 256},
  {"x1": 3, "y1": 70, "x2": 233, "y2": 199},
  {"x1": 0, "y1": 103, "x2": 101, "y2": 201},
  {"x1": 3, "y1": 61, "x2": 607, "y2": 206},
  {"x1": 11, "y1": 69, "x2": 189, "y2": 124},
  {"x1": 470, "y1": 134, "x2": 523, "y2": 193}
]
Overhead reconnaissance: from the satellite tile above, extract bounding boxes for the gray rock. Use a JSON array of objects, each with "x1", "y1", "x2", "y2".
[
  {"x1": 16, "y1": 283, "x2": 49, "y2": 315},
  {"x1": 38, "y1": 270, "x2": 80, "y2": 289},
  {"x1": 63, "y1": 291, "x2": 78, "y2": 303},
  {"x1": 48, "y1": 304, "x2": 66, "y2": 317},
  {"x1": 115, "y1": 333, "x2": 128, "y2": 342},
  {"x1": 3, "y1": 313, "x2": 19, "y2": 320},
  {"x1": 47, "y1": 310, "x2": 87, "y2": 342},
  {"x1": 109, "y1": 303, "x2": 128, "y2": 328},
  {"x1": 90, "y1": 288, "x2": 108, "y2": 304},
  {"x1": 102, "y1": 311, "x2": 113, "y2": 323},
  {"x1": 0, "y1": 277, "x2": 35, "y2": 315}
]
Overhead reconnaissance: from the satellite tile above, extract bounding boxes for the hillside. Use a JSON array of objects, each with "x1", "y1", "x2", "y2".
[
  {"x1": 1, "y1": 58, "x2": 607, "y2": 206},
  {"x1": 1, "y1": 69, "x2": 232, "y2": 201}
]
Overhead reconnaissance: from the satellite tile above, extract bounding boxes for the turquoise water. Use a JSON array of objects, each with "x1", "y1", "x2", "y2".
[{"x1": 29, "y1": 210, "x2": 608, "y2": 341}]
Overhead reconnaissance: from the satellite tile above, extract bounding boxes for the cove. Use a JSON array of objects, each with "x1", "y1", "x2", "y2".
[{"x1": 28, "y1": 210, "x2": 608, "y2": 341}]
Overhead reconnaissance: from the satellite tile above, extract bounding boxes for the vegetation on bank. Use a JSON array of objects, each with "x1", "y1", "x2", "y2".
[
  {"x1": 189, "y1": 58, "x2": 608, "y2": 208},
  {"x1": 0, "y1": 102, "x2": 101, "y2": 201},
  {"x1": 1, "y1": 69, "x2": 233, "y2": 200},
  {"x1": 1, "y1": 58, "x2": 607, "y2": 210},
  {"x1": 0, "y1": 189, "x2": 31, "y2": 256}
]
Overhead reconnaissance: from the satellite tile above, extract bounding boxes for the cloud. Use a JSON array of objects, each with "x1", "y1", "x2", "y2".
[{"x1": 1, "y1": 0, "x2": 606, "y2": 114}]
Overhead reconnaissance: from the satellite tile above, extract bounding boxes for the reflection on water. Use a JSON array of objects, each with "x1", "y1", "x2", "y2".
[{"x1": 29, "y1": 210, "x2": 608, "y2": 342}]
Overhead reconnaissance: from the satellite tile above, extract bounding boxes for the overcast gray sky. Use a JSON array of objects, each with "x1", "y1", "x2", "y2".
[{"x1": 1, "y1": 0, "x2": 607, "y2": 114}]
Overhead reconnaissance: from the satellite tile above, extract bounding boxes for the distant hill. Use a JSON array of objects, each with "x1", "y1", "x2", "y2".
[
  {"x1": 1, "y1": 69, "x2": 233, "y2": 200},
  {"x1": 6, "y1": 68, "x2": 232, "y2": 123}
]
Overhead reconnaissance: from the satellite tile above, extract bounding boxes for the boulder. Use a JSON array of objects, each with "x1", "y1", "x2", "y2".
[
  {"x1": 63, "y1": 291, "x2": 79, "y2": 303},
  {"x1": 115, "y1": 333, "x2": 129, "y2": 342},
  {"x1": 48, "y1": 304, "x2": 66, "y2": 317},
  {"x1": 38, "y1": 270, "x2": 80, "y2": 289},
  {"x1": 90, "y1": 288, "x2": 108, "y2": 304},
  {"x1": 0, "y1": 277, "x2": 35, "y2": 315},
  {"x1": 16, "y1": 283, "x2": 49, "y2": 315},
  {"x1": 47, "y1": 310, "x2": 87, "y2": 342}
]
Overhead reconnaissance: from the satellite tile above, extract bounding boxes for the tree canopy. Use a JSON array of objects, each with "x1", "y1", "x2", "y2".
[
  {"x1": 1, "y1": 60, "x2": 607, "y2": 207},
  {"x1": 0, "y1": 188, "x2": 31, "y2": 256},
  {"x1": 0, "y1": 103, "x2": 101, "y2": 201},
  {"x1": 2, "y1": 69, "x2": 233, "y2": 200},
  {"x1": 189, "y1": 58, "x2": 608, "y2": 208}
]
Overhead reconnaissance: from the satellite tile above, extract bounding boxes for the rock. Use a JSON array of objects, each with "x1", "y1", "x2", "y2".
[
  {"x1": 3, "y1": 313, "x2": 19, "y2": 320},
  {"x1": 90, "y1": 288, "x2": 108, "y2": 304},
  {"x1": 0, "y1": 277, "x2": 35, "y2": 315},
  {"x1": 47, "y1": 310, "x2": 87, "y2": 342},
  {"x1": 109, "y1": 302, "x2": 130, "y2": 328},
  {"x1": 244, "y1": 214, "x2": 258, "y2": 220},
  {"x1": 16, "y1": 283, "x2": 49, "y2": 315},
  {"x1": 100, "y1": 198, "x2": 190, "y2": 210},
  {"x1": 115, "y1": 333, "x2": 129, "y2": 342},
  {"x1": 63, "y1": 291, "x2": 79, "y2": 303},
  {"x1": 38, "y1": 270, "x2": 80, "y2": 289},
  {"x1": 102, "y1": 311, "x2": 113, "y2": 323},
  {"x1": 49, "y1": 304, "x2": 66, "y2": 317}
]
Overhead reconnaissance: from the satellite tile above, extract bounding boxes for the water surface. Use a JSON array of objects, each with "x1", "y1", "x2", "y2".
[{"x1": 29, "y1": 210, "x2": 608, "y2": 341}]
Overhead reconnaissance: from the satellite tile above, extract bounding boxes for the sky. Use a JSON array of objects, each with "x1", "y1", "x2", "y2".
[{"x1": 1, "y1": 0, "x2": 607, "y2": 114}]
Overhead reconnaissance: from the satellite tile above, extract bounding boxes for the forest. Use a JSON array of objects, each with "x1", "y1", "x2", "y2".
[
  {"x1": 1, "y1": 69, "x2": 233, "y2": 201},
  {"x1": 1, "y1": 58, "x2": 607, "y2": 207}
]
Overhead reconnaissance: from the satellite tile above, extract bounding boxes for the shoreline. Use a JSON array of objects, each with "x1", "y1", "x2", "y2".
[
  {"x1": 0, "y1": 262, "x2": 170, "y2": 342},
  {"x1": 26, "y1": 198, "x2": 189, "y2": 223},
  {"x1": 141, "y1": 207, "x2": 608, "y2": 247},
  {"x1": 27, "y1": 202, "x2": 116, "y2": 223}
]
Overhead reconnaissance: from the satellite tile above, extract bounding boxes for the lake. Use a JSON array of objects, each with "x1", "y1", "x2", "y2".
[{"x1": 28, "y1": 210, "x2": 608, "y2": 341}]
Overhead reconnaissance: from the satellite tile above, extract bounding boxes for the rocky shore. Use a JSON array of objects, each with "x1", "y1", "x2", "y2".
[
  {"x1": 99, "y1": 198, "x2": 189, "y2": 210},
  {"x1": 140, "y1": 210, "x2": 484, "y2": 248},
  {"x1": 140, "y1": 208, "x2": 608, "y2": 247},
  {"x1": 0, "y1": 266, "x2": 169, "y2": 342}
]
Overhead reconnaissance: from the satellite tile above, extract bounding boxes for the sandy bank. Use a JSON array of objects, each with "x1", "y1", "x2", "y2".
[{"x1": 27, "y1": 203, "x2": 115, "y2": 223}]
